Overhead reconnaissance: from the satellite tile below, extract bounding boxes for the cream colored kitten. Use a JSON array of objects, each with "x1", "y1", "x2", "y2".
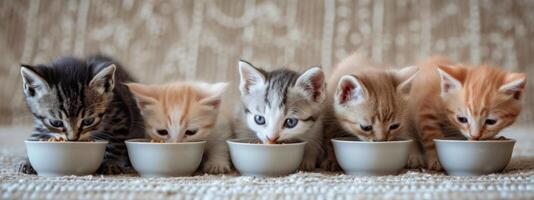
[
  {"x1": 127, "y1": 81, "x2": 232, "y2": 174},
  {"x1": 321, "y1": 53, "x2": 418, "y2": 171}
]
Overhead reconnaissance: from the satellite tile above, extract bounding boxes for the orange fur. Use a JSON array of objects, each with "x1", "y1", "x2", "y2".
[
  {"x1": 321, "y1": 53, "x2": 418, "y2": 171},
  {"x1": 127, "y1": 82, "x2": 226, "y2": 143},
  {"x1": 409, "y1": 56, "x2": 527, "y2": 170}
]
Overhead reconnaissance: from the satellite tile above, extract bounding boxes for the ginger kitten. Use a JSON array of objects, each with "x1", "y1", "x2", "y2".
[
  {"x1": 321, "y1": 53, "x2": 418, "y2": 170},
  {"x1": 408, "y1": 56, "x2": 527, "y2": 170},
  {"x1": 127, "y1": 81, "x2": 232, "y2": 174},
  {"x1": 233, "y1": 60, "x2": 326, "y2": 171}
]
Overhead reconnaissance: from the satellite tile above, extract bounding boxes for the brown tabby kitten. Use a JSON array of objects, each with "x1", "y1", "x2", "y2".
[
  {"x1": 321, "y1": 54, "x2": 418, "y2": 170},
  {"x1": 408, "y1": 56, "x2": 527, "y2": 170}
]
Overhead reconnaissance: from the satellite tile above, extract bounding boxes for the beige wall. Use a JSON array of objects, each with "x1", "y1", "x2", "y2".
[{"x1": 1, "y1": 0, "x2": 533, "y2": 125}]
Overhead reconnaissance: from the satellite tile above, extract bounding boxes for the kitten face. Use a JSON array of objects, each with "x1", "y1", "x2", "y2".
[
  {"x1": 127, "y1": 82, "x2": 227, "y2": 142},
  {"x1": 238, "y1": 60, "x2": 326, "y2": 144},
  {"x1": 333, "y1": 67, "x2": 417, "y2": 141},
  {"x1": 20, "y1": 62, "x2": 116, "y2": 140},
  {"x1": 438, "y1": 65, "x2": 526, "y2": 140}
]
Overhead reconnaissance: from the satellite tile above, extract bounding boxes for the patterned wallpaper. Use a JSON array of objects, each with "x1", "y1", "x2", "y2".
[{"x1": 1, "y1": 0, "x2": 533, "y2": 125}]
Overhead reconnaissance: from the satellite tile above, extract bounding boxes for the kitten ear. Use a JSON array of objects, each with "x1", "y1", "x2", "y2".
[
  {"x1": 90, "y1": 64, "x2": 116, "y2": 94},
  {"x1": 393, "y1": 66, "x2": 418, "y2": 96},
  {"x1": 20, "y1": 65, "x2": 50, "y2": 97},
  {"x1": 336, "y1": 75, "x2": 368, "y2": 104},
  {"x1": 437, "y1": 65, "x2": 464, "y2": 96},
  {"x1": 126, "y1": 83, "x2": 159, "y2": 109},
  {"x1": 199, "y1": 82, "x2": 228, "y2": 109},
  {"x1": 238, "y1": 60, "x2": 265, "y2": 95},
  {"x1": 499, "y1": 72, "x2": 527, "y2": 100},
  {"x1": 295, "y1": 66, "x2": 326, "y2": 103}
]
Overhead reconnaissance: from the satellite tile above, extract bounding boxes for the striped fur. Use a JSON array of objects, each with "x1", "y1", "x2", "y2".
[
  {"x1": 19, "y1": 56, "x2": 144, "y2": 174},
  {"x1": 127, "y1": 81, "x2": 232, "y2": 174},
  {"x1": 233, "y1": 60, "x2": 326, "y2": 171},
  {"x1": 321, "y1": 53, "x2": 418, "y2": 171},
  {"x1": 408, "y1": 56, "x2": 527, "y2": 170}
]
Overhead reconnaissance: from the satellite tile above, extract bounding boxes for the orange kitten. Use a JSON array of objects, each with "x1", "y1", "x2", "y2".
[
  {"x1": 321, "y1": 53, "x2": 418, "y2": 170},
  {"x1": 408, "y1": 56, "x2": 527, "y2": 170},
  {"x1": 126, "y1": 81, "x2": 232, "y2": 174}
]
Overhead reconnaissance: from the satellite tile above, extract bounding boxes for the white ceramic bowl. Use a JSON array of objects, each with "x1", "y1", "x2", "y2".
[
  {"x1": 332, "y1": 137, "x2": 413, "y2": 176},
  {"x1": 25, "y1": 140, "x2": 108, "y2": 176},
  {"x1": 227, "y1": 139, "x2": 306, "y2": 177},
  {"x1": 125, "y1": 139, "x2": 206, "y2": 177},
  {"x1": 435, "y1": 138, "x2": 515, "y2": 176}
]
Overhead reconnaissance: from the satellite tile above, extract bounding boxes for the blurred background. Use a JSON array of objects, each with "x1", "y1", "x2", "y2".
[{"x1": 0, "y1": 0, "x2": 533, "y2": 125}]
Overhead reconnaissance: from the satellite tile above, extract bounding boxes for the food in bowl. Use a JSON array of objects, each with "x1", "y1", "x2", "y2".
[
  {"x1": 434, "y1": 138, "x2": 515, "y2": 176},
  {"x1": 46, "y1": 137, "x2": 67, "y2": 142},
  {"x1": 125, "y1": 139, "x2": 206, "y2": 177},
  {"x1": 332, "y1": 137, "x2": 413, "y2": 176},
  {"x1": 227, "y1": 139, "x2": 306, "y2": 177},
  {"x1": 25, "y1": 140, "x2": 108, "y2": 176}
]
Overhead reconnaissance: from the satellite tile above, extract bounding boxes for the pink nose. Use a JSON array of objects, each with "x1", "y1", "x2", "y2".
[
  {"x1": 470, "y1": 134, "x2": 481, "y2": 140},
  {"x1": 267, "y1": 136, "x2": 279, "y2": 143}
]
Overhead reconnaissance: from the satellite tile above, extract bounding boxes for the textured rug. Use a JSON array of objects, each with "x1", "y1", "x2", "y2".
[{"x1": 1, "y1": 126, "x2": 533, "y2": 199}]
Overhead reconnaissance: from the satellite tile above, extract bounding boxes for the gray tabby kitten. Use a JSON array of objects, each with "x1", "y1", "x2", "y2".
[
  {"x1": 18, "y1": 55, "x2": 144, "y2": 174},
  {"x1": 233, "y1": 60, "x2": 326, "y2": 170}
]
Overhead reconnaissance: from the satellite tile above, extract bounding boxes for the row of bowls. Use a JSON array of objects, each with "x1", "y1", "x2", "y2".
[{"x1": 25, "y1": 137, "x2": 515, "y2": 177}]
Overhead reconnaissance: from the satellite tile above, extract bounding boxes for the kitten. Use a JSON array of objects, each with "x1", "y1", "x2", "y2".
[
  {"x1": 126, "y1": 81, "x2": 232, "y2": 174},
  {"x1": 321, "y1": 53, "x2": 418, "y2": 171},
  {"x1": 233, "y1": 60, "x2": 326, "y2": 171},
  {"x1": 18, "y1": 55, "x2": 144, "y2": 174},
  {"x1": 408, "y1": 56, "x2": 527, "y2": 170}
]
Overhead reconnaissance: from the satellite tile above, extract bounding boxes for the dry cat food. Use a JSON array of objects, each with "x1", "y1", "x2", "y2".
[
  {"x1": 40, "y1": 137, "x2": 95, "y2": 142},
  {"x1": 253, "y1": 140, "x2": 286, "y2": 144},
  {"x1": 150, "y1": 139, "x2": 166, "y2": 143},
  {"x1": 47, "y1": 137, "x2": 66, "y2": 142}
]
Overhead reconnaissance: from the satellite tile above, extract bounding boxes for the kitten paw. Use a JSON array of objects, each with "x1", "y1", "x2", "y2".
[
  {"x1": 299, "y1": 159, "x2": 317, "y2": 171},
  {"x1": 320, "y1": 158, "x2": 341, "y2": 171},
  {"x1": 203, "y1": 160, "x2": 232, "y2": 174},
  {"x1": 406, "y1": 154, "x2": 426, "y2": 169},
  {"x1": 97, "y1": 160, "x2": 134, "y2": 175},
  {"x1": 16, "y1": 160, "x2": 36, "y2": 174},
  {"x1": 426, "y1": 157, "x2": 442, "y2": 171}
]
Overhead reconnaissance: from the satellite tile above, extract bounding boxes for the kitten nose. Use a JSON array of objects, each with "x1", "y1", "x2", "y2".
[
  {"x1": 267, "y1": 136, "x2": 279, "y2": 143},
  {"x1": 470, "y1": 134, "x2": 481, "y2": 140},
  {"x1": 66, "y1": 134, "x2": 78, "y2": 141}
]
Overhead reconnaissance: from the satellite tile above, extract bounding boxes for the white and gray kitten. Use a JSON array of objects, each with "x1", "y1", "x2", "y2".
[{"x1": 233, "y1": 60, "x2": 326, "y2": 171}]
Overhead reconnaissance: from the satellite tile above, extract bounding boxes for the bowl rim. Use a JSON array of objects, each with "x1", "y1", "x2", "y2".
[
  {"x1": 331, "y1": 137, "x2": 413, "y2": 144},
  {"x1": 226, "y1": 138, "x2": 307, "y2": 146},
  {"x1": 433, "y1": 138, "x2": 516, "y2": 143},
  {"x1": 125, "y1": 138, "x2": 207, "y2": 145},
  {"x1": 25, "y1": 140, "x2": 108, "y2": 144}
]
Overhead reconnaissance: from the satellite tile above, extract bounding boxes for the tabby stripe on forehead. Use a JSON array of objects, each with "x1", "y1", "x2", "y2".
[
  {"x1": 77, "y1": 84, "x2": 86, "y2": 117},
  {"x1": 264, "y1": 84, "x2": 272, "y2": 108},
  {"x1": 57, "y1": 87, "x2": 71, "y2": 117}
]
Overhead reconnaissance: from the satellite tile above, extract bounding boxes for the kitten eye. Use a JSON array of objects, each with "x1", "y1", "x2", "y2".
[
  {"x1": 185, "y1": 129, "x2": 198, "y2": 136},
  {"x1": 49, "y1": 120, "x2": 64, "y2": 128},
  {"x1": 157, "y1": 129, "x2": 168, "y2": 136},
  {"x1": 254, "y1": 115, "x2": 266, "y2": 125},
  {"x1": 360, "y1": 124, "x2": 373, "y2": 132},
  {"x1": 485, "y1": 119, "x2": 497, "y2": 125},
  {"x1": 284, "y1": 118, "x2": 299, "y2": 128},
  {"x1": 457, "y1": 116, "x2": 468, "y2": 124},
  {"x1": 82, "y1": 118, "x2": 95, "y2": 126},
  {"x1": 389, "y1": 123, "x2": 400, "y2": 130}
]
